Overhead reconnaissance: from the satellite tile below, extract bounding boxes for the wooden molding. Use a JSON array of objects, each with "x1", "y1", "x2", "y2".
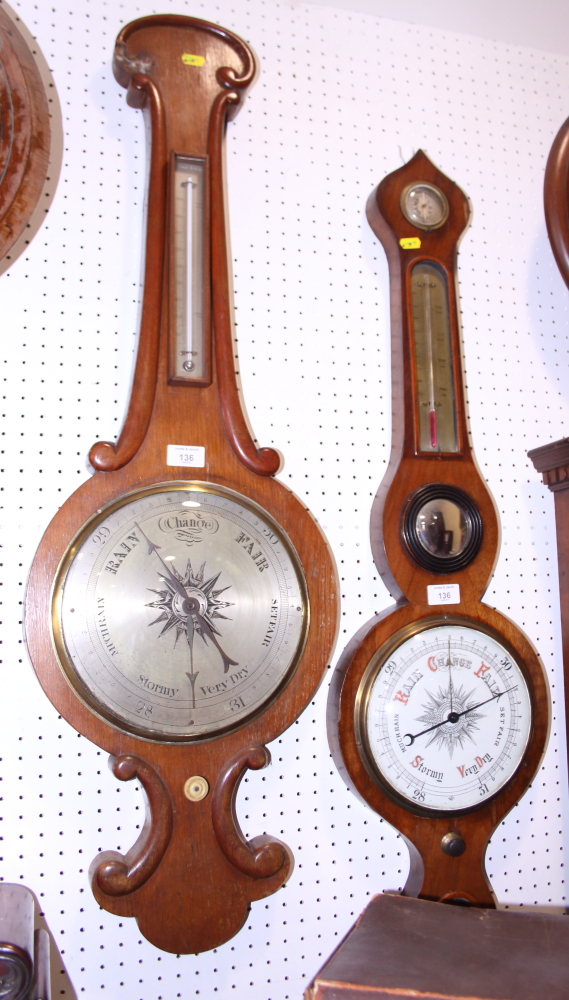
[{"x1": 528, "y1": 437, "x2": 569, "y2": 490}]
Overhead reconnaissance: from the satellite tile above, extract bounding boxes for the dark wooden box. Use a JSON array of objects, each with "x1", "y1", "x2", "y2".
[{"x1": 305, "y1": 893, "x2": 569, "y2": 1000}]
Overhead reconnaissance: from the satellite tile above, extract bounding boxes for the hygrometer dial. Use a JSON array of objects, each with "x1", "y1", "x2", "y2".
[
  {"x1": 359, "y1": 622, "x2": 532, "y2": 813},
  {"x1": 53, "y1": 483, "x2": 308, "y2": 741},
  {"x1": 401, "y1": 181, "x2": 449, "y2": 231}
]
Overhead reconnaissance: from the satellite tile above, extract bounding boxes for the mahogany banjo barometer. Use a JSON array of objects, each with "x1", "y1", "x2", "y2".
[
  {"x1": 24, "y1": 15, "x2": 338, "y2": 954},
  {"x1": 328, "y1": 152, "x2": 549, "y2": 907}
]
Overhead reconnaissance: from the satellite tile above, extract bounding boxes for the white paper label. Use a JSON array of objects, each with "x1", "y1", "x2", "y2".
[
  {"x1": 166, "y1": 444, "x2": 205, "y2": 468},
  {"x1": 427, "y1": 583, "x2": 460, "y2": 606}
]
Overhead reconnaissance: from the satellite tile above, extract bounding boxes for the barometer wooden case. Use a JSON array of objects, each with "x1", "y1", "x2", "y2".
[
  {"x1": 24, "y1": 15, "x2": 338, "y2": 955},
  {"x1": 328, "y1": 152, "x2": 549, "y2": 907}
]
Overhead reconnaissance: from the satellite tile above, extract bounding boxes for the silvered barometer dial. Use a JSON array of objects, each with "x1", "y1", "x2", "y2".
[
  {"x1": 360, "y1": 624, "x2": 531, "y2": 813},
  {"x1": 54, "y1": 484, "x2": 307, "y2": 740}
]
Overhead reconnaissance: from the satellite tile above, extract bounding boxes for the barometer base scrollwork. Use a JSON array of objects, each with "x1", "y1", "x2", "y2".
[
  {"x1": 90, "y1": 746, "x2": 291, "y2": 954},
  {"x1": 90, "y1": 755, "x2": 173, "y2": 898}
]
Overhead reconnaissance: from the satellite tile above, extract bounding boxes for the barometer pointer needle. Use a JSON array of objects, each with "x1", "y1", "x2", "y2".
[
  {"x1": 136, "y1": 522, "x2": 238, "y2": 674},
  {"x1": 185, "y1": 596, "x2": 238, "y2": 674},
  {"x1": 447, "y1": 640, "x2": 453, "y2": 713},
  {"x1": 403, "y1": 686, "x2": 518, "y2": 747},
  {"x1": 135, "y1": 522, "x2": 189, "y2": 600},
  {"x1": 185, "y1": 612, "x2": 198, "y2": 713}
]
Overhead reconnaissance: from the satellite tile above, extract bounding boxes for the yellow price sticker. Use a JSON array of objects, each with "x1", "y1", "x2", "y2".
[
  {"x1": 182, "y1": 53, "x2": 205, "y2": 67},
  {"x1": 399, "y1": 237, "x2": 421, "y2": 250}
]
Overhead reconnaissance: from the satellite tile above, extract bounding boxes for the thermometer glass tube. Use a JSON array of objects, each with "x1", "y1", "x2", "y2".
[
  {"x1": 410, "y1": 260, "x2": 458, "y2": 453},
  {"x1": 173, "y1": 156, "x2": 206, "y2": 380}
]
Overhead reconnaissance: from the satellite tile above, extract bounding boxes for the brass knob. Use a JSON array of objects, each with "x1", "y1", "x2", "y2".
[{"x1": 441, "y1": 831, "x2": 466, "y2": 857}]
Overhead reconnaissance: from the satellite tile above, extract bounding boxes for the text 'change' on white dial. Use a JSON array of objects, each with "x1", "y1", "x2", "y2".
[{"x1": 362, "y1": 624, "x2": 531, "y2": 812}]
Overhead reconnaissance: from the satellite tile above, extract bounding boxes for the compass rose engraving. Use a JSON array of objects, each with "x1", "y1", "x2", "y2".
[
  {"x1": 136, "y1": 523, "x2": 238, "y2": 713},
  {"x1": 146, "y1": 562, "x2": 234, "y2": 651},
  {"x1": 415, "y1": 684, "x2": 484, "y2": 758}
]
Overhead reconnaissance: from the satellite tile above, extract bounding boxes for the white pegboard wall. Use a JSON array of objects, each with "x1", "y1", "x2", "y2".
[{"x1": 1, "y1": 1, "x2": 569, "y2": 997}]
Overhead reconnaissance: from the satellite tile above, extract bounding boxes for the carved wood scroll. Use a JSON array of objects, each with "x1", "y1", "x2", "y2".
[
  {"x1": 0, "y1": 5, "x2": 51, "y2": 263},
  {"x1": 90, "y1": 755, "x2": 173, "y2": 898},
  {"x1": 212, "y1": 746, "x2": 293, "y2": 880}
]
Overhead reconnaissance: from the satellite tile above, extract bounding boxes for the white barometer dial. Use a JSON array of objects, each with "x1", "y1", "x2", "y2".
[
  {"x1": 360, "y1": 623, "x2": 532, "y2": 812},
  {"x1": 53, "y1": 483, "x2": 307, "y2": 741}
]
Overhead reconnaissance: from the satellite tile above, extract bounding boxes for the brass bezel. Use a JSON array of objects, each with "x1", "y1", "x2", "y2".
[
  {"x1": 51, "y1": 481, "x2": 310, "y2": 744},
  {"x1": 400, "y1": 181, "x2": 449, "y2": 231},
  {"x1": 355, "y1": 614, "x2": 533, "y2": 818}
]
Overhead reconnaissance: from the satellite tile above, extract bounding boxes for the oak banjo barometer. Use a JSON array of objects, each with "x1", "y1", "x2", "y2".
[
  {"x1": 24, "y1": 15, "x2": 338, "y2": 954},
  {"x1": 328, "y1": 151, "x2": 549, "y2": 907}
]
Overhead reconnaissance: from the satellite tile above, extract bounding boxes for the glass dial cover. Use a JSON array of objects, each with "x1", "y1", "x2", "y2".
[
  {"x1": 53, "y1": 484, "x2": 308, "y2": 741},
  {"x1": 401, "y1": 182, "x2": 449, "y2": 230},
  {"x1": 361, "y1": 623, "x2": 532, "y2": 812},
  {"x1": 416, "y1": 498, "x2": 471, "y2": 558}
]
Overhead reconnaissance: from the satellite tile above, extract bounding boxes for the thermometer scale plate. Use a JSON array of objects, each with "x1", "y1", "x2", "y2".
[
  {"x1": 411, "y1": 260, "x2": 458, "y2": 453},
  {"x1": 170, "y1": 155, "x2": 209, "y2": 384}
]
